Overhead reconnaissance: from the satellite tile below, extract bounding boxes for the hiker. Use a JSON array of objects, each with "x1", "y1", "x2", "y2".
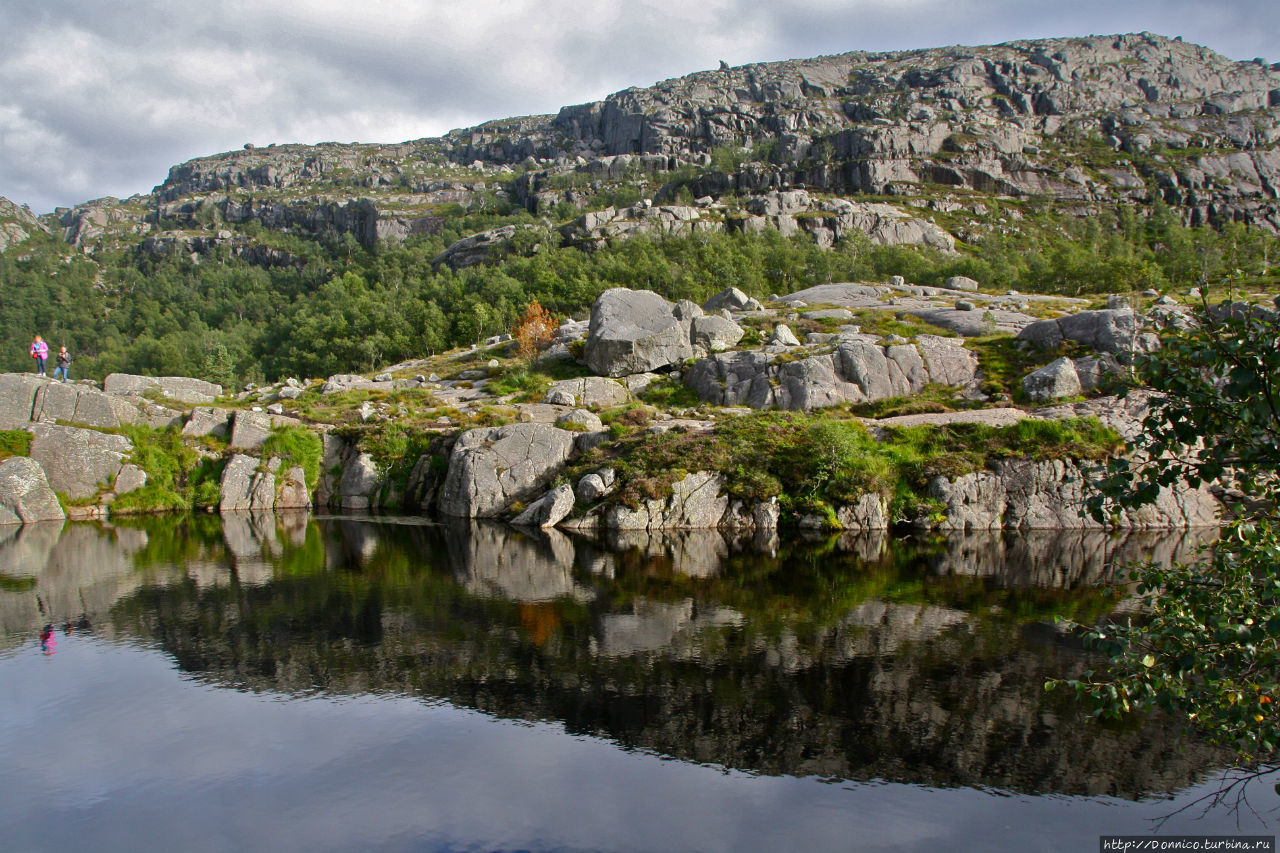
[
  {"x1": 30, "y1": 335, "x2": 48, "y2": 376},
  {"x1": 52, "y1": 346, "x2": 71, "y2": 383}
]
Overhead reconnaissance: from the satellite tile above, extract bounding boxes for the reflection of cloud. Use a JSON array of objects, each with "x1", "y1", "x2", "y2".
[{"x1": 1, "y1": 0, "x2": 1276, "y2": 211}]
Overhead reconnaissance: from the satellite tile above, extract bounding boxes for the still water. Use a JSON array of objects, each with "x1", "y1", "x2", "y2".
[{"x1": 0, "y1": 514, "x2": 1270, "y2": 851}]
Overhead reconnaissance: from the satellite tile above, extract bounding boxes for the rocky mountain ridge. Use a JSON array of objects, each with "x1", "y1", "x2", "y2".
[{"x1": 9, "y1": 31, "x2": 1277, "y2": 264}]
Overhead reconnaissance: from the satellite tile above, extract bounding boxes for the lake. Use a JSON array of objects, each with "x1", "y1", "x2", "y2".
[{"x1": 1, "y1": 513, "x2": 1271, "y2": 851}]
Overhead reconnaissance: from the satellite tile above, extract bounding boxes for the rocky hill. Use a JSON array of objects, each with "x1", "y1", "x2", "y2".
[{"x1": 15, "y1": 32, "x2": 1278, "y2": 260}]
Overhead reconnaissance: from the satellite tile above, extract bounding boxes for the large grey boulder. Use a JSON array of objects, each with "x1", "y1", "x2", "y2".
[
  {"x1": 103, "y1": 373, "x2": 222, "y2": 404},
  {"x1": 944, "y1": 275, "x2": 980, "y2": 292},
  {"x1": 438, "y1": 423, "x2": 577, "y2": 518},
  {"x1": 585, "y1": 288, "x2": 696, "y2": 377},
  {"x1": 276, "y1": 465, "x2": 312, "y2": 509},
  {"x1": 28, "y1": 424, "x2": 132, "y2": 501},
  {"x1": 0, "y1": 457, "x2": 65, "y2": 525},
  {"x1": 511, "y1": 484, "x2": 575, "y2": 528},
  {"x1": 1016, "y1": 309, "x2": 1137, "y2": 355},
  {"x1": 543, "y1": 376, "x2": 630, "y2": 409}
]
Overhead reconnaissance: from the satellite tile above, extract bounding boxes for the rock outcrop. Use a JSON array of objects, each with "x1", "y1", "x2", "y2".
[
  {"x1": 103, "y1": 373, "x2": 223, "y2": 404},
  {"x1": 438, "y1": 423, "x2": 577, "y2": 517},
  {"x1": 28, "y1": 425, "x2": 132, "y2": 501},
  {"x1": 685, "y1": 335, "x2": 978, "y2": 410}
]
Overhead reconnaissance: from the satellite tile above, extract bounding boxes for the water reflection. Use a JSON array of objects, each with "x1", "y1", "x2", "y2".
[{"x1": 0, "y1": 513, "x2": 1224, "y2": 798}]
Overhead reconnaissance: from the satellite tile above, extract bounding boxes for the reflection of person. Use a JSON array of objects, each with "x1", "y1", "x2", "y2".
[
  {"x1": 30, "y1": 335, "x2": 48, "y2": 376},
  {"x1": 40, "y1": 624, "x2": 56, "y2": 654},
  {"x1": 52, "y1": 346, "x2": 71, "y2": 383}
]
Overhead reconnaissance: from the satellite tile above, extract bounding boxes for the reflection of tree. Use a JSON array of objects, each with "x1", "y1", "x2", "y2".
[{"x1": 94, "y1": 518, "x2": 1225, "y2": 797}]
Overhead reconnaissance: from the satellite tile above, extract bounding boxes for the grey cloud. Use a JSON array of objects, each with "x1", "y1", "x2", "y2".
[{"x1": 1, "y1": 0, "x2": 1276, "y2": 213}]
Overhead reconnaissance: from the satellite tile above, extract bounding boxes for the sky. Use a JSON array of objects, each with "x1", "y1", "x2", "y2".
[{"x1": 1, "y1": 0, "x2": 1276, "y2": 215}]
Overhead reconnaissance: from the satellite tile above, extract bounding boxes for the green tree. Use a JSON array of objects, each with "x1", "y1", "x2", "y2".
[{"x1": 1063, "y1": 289, "x2": 1280, "y2": 795}]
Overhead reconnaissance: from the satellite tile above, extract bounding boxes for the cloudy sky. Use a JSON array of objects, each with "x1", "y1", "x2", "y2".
[{"x1": 2, "y1": 0, "x2": 1276, "y2": 214}]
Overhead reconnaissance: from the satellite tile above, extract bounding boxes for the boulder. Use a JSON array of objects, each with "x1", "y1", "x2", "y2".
[
  {"x1": 1016, "y1": 309, "x2": 1137, "y2": 355},
  {"x1": 322, "y1": 374, "x2": 378, "y2": 394},
  {"x1": 0, "y1": 457, "x2": 65, "y2": 525},
  {"x1": 103, "y1": 373, "x2": 222, "y2": 404},
  {"x1": 944, "y1": 275, "x2": 980, "y2": 292},
  {"x1": 28, "y1": 424, "x2": 132, "y2": 501},
  {"x1": 438, "y1": 423, "x2": 577, "y2": 518},
  {"x1": 276, "y1": 465, "x2": 312, "y2": 509},
  {"x1": 543, "y1": 376, "x2": 630, "y2": 409},
  {"x1": 769, "y1": 324, "x2": 802, "y2": 346},
  {"x1": 511, "y1": 484, "x2": 576, "y2": 528},
  {"x1": 181, "y1": 407, "x2": 233, "y2": 438},
  {"x1": 576, "y1": 471, "x2": 615, "y2": 503},
  {"x1": 927, "y1": 457, "x2": 1218, "y2": 530},
  {"x1": 113, "y1": 464, "x2": 148, "y2": 496},
  {"x1": 703, "y1": 286, "x2": 754, "y2": 312},
  {"x1": 691, "y1": 315, "x2": 745, "y2": 353},
  {"x1": 685, "y1": 336, "x2": 977, "y2": 411},
  {"x1": 556, "y1": 409, "x2": 604, "y2": 431},
  {"x1": 585, "y1": 288, "x2": 696, "y2": 377},
  {"x1": 1022, "y1": 357, "x2": 1082, "y2": 402}
]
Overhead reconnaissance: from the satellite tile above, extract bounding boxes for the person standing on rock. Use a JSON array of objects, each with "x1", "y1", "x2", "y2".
[
  {"x1": 29, "y1": 335, "x2": 48, "y2": 376},
  {"x1": 52, "y1": 346, "x2": 71, "y2": 383}
]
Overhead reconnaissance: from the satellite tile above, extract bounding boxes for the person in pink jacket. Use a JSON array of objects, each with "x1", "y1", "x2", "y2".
[{"x1": 29, "y1": 335, "x2": 48, "y2": 376}]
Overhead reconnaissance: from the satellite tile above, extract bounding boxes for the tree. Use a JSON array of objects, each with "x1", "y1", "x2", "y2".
[
  {"x1": 511, "y1": 299, "x2": 558, "y2": 361},
  {"x1": 1061, "y1": 288, "x2": 1280, "y2": 798}
]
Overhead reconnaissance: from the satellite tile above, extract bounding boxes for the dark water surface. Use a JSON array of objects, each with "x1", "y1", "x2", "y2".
[{"x1": 0, "y1": 514, "x2": 1271, "y2": 851}]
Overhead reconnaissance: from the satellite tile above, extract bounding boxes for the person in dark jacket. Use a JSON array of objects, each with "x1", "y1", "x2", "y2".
[{"x1": 52, "y1": 346, "x2": 71, "y2": 383}]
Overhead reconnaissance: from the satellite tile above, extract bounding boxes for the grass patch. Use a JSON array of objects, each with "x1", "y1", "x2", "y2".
[
  {"x1": 0, "y1": 430, "x2": 32, "y2": 460},
  {"x1": 109, "y1": 425, "x2": 225, "y2": 513},
  {"x1": 262, "y1": 425, "x2": 324, "y2": 491}
]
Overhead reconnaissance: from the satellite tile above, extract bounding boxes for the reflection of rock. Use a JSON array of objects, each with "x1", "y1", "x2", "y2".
[
  {"x1": 221, "y1": 511, "x2": 280, "y2": 585},
  {"x1": 445, "y1": 520, "x2": 588, "y2": 602},
  {"x1": 924, "y1": 528, "x2": 1218, "y2": 587},
  {"x1": 597, "y1": 597, "x2": 745, "y2": 658},
  {"x1": 840, "y1": 600, "x2": 969, "y2": 654},
  {"x1": 603, "y1": 528, "x2": 731, "y2": 578},
  {"x1": 0, "y1": 523, "x2": 150, "y2": 642}
]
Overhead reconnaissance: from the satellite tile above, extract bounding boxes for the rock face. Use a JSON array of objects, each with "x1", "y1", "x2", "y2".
[
  {"x1": 28, "y1": 425, "x2": 132, "y2": 501},
  {"x1": 686, "y1": 335, "x2": 978, "y2": 410},
  {"x1": 0, "y1": 457, "x2": 65, "y2": 525},
  {"x1": 602, "y1": 471, "x2": 729, "y2": 530},
  {"x1": 926, "y1": 458, "x2": 1219, "y2": 530},
  {"x1": 219, "y1": 454, "x2": 276, "y2": 512},
  {"x1": 438, "y1": 423, "x2": 577, "y2": 517},
  {"x1": 103, "y1": 373, "x2": 222, "y2": 404}
]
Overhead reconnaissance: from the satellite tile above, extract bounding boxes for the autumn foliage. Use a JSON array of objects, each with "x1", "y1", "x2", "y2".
[{"x1": 512, "y1": 299, "x2": 558, "y2": 360}]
